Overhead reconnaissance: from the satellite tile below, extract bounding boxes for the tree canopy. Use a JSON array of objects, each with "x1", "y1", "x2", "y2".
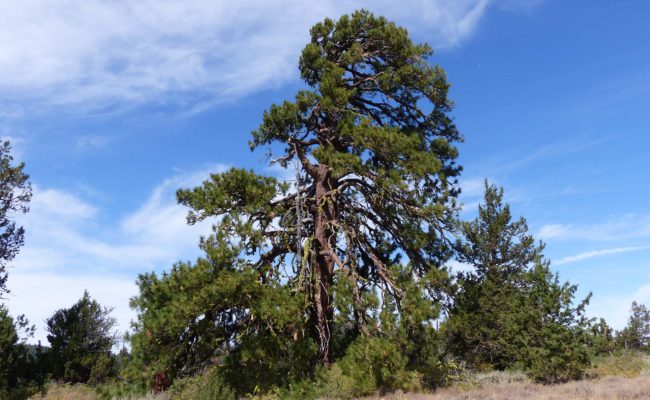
[
  {"x1": 46, "y1": 291, "x2": 117, "y2": 384},
  {"x1": 130, "y1": 9, "x2": 462, "y2": 393},
  {"x1": 445, "y1": 182, "x2": 592, "y2": 382},
  {"x1": 178, "y1": 8, "x2": 461, "y2": 365}
]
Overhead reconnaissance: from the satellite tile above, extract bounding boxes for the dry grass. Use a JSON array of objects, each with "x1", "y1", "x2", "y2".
[
  {"x1": 29, "y1": 384, "x2": 97, "y2": 400},
  {"x1": 589, "y1": 353, "x2": 650, "y2": 378},
  {"x1": 359, "y1": 352, "x2": 650, "y2": 400},
  {"x1": 27, "y1": 375, "x2": 650, "y2": 400},
  {"x1": 361, "y1": 375, "x2": 650, "y2": 400},
  {"x1": 28, "y1": 384, "x2": 169, "y2": 400}
]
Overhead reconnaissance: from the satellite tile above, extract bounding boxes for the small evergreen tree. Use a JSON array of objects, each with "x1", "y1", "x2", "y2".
[
  {"x1": 617, "y1": 301, "x2": 650, "y2": 351},
  {"x1": 446, "y1": 182, "x2": 591, "y2": 382},
  {"x1": 46, "y1": 291, "x2": 117, "y2": 384},
  {"x1": 446, "y1": 182, "x2": 544, "y2": 369},
  {"x1": 588, "y1": 317, "x2": 615, "y2": 355},
  {"x1": 518, "y1": 262, "x2": 591, "y2": 383}
]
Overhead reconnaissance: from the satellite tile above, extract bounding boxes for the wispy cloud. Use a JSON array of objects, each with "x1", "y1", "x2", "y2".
[
  {"x1": 555, "y1": 245, "x2": 650, "y2": 266},
  {"x1": 75, "y1": 135, "x2": 110, "y2": 150},
  {"x1": 458, "y1": 177, "x2": 491, "y2": 214},
  {"x1": 467, "y1": 133, "x2": 609, "y2": 178},
  {"x1": 497, "y1": 0, "x2": 545, "y2": 12},
  {"x1": 0, "y1": 0, "x2": 535, "y2": 111},
  {"x1": 538, "y1": 214, "x2": 650, "y2": 242}
]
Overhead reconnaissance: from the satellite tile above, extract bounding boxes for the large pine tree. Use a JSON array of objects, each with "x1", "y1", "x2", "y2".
[{"x1": 130, "y1": 10, "x2": 461, "y2": 391}]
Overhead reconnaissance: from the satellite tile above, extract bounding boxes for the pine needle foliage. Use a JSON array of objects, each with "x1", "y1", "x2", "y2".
[
  {"x1": 46, "y1": 291, "x2": 118, "y2": 385},
  {"x1": 446, "y1": 182, "x2": 591, "y2": 383},
  {"x1": 617, "y1": 301, "x2": 650, "y2": 351},
  {"x1": 0, "y1": 306, "x2": 37, "y2": 399},
  {"x1": 0, "y1": 140, "x2": 31, "y2": 297},
  {"x1": 129, "y1": 9, "x2": 462, "y2": 394}
]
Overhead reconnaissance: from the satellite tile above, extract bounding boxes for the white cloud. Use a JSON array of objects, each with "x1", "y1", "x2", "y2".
[
  {"x1": 447, "y1": 259, "x2": 475, "y2": 274},
  {"x1": 121, "y1": 165, "x2": 227, "y2": 246},
  {"x1": 5, "y1": 273, "x2": 138, "y2": 346},
  {"x1": 588, "y1": 283, "x2": 650, "y2": 330},
  {"x1": 555, "y1": 245, "x2": 650, "y2": 266},
  {"x1": 5, "y1": 166, "x2": 227, "y2": 342},
  {"x1": 30, "y1": 187, "x2": 98, "y2": 220},
  {"x1": 538, "y1": 224, "x2": 570, "y2": 240},
  {"x1": 460, "y1": 177, "x2": 488, "y2": 198},
  {"x1": 538, "y1": 214, "x2": 650, "y2": 242},
  {"x1": 458, "y1": 177, "x2": 491, "y2": 214},
  {"x1": 0, "y1": 0, "x2": 532, "y2": 110}
]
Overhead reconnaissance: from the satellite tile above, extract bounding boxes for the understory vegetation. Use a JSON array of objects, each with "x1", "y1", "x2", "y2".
[
  {"x1": 1, "y1": 9, "x2": 649, "y2": 400},
  {"x1": 23, "y1": 352, "x2": 650, "y2": 400}
]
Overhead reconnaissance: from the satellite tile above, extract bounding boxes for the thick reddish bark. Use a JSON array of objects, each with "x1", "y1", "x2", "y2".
[{"x1": 311, "y1": 164, "x2": 337, "y2": 364}]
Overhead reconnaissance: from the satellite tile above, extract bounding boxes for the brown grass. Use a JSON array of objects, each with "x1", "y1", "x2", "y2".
[
  {"x1": 28, "y1": 384, "x2": 169, "y2": 400},
  {"x1": 30, "y1": 376, "x2": 650, "y2": 400},
  {"x1": 361, "y1": 374, "x2": 650, "y2": 400},
  {"x1": 29, "y1": 384, "x2": 97, "y2": 400}
]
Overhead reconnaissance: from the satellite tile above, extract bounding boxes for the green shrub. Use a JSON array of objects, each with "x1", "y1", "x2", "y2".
[
  {"x1": 95, "y1": 380, "x2": 148, "y2": 400},
  {"x1": 337, "y1": 336, "x2": 419, "y2": 396},
  {"x1": 589, "y1": 351, "x2": 650, "y2": 378},
  {"x1": 169, "y1": 369, "x2": 234, "y2": 400},
  {"x1": 262, "y1": 364, "x2": 364, "y2": 400},
  {"x1": 524, "y1": 332, "x2": 591, "y2": 384}
]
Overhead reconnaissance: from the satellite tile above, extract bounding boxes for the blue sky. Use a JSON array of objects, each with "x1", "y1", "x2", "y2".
[{"x1": 2, "y1": 0, "x2": 649, "y2": 343}]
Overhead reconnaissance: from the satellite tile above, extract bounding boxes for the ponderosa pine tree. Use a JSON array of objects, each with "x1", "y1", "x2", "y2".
[
  {"x1": 130, "y1": 10, "x2": 461, "y2": 392},
  {"x1": 0, "y1": 140, "x2": 31, "y2": 297}
]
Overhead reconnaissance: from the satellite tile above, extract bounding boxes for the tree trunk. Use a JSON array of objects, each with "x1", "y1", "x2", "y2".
[{"x1": 311, "y1": 165, "x2": 337, "y2": 365}]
